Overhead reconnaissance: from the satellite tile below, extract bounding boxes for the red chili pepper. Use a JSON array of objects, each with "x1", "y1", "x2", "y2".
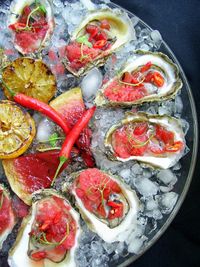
[
  {"x1": 107, "y1": 201, "x2": 123, "y2": 219},
  {"x1": 86, "y1": 24, "x2": 98, "y2": 41},
  {"x1": 1, "y1": 80, "x2": 71, "y2": 135},
  {"x1": 51, "y1": 106, "x2": 96, "y2": 185},
  {"x1": 107, "y1": 201, "x2": 123, "y2": 208},
  {"x1": 165, "y1": 141, "x2": 184, "y2": 152},
  {"x1": 145, "y1": 71, "x2": 164, "y2": 87},
  {"x1": 122, "y1": 72, "x2": 133, "y2": 83},
  {"x1": 152, "y1": 72, "x2": 165, "y2": 87},
  {"x1": 94, "y1": 31, "x2": 107, "y2": 41},
  {"x1": 140, "y1": 61, "x2": 152, "y2": 73},
  {"x1": 93, "y1": 40, "x2": 107, "y2": 49},
  {"x1": 9, "y1": 22, "x2": 26, "y2": 31}
]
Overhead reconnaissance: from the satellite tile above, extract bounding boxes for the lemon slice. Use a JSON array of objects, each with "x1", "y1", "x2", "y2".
[
  {"x1": 0, "y1": 100, "x2": 36, "y2": 159},
  {"x1": 2, "y1": 58, "x2": 56, "y2": 103}
]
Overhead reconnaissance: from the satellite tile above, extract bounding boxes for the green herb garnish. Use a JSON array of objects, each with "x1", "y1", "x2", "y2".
[
  {"x1": 49, "y1": 133, "x2": 59, "y2": 147},
  {"x1": 76, "y1": 35, "x2": 92, "y2": 48}
]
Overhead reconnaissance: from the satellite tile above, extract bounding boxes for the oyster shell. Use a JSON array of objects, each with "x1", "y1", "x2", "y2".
[
  {"x1": 8, "y1": 189, "x2": 81, "y2": 267},
  {"x1": 9, "y1": 0, "x2": 55, "y2": 54},
  {"x1": 95, "y1": 50, "x2": 183, "y2": 107},
  {"x1": 105, "y1": 112, "x2": 186, "y2": 169},
  {"x1": 63, "y1": 168, "x2": 140, "y2": 243},
  {"x1": 0, "y1": 184, "x2": 16, "y2": 250},
  {"x1": 63, "y1": 9, "x2": 135, "y2": 76}
]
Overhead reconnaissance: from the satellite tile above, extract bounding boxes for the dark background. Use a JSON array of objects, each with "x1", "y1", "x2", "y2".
[{"x1": 112, "y1": 1, "x2": 200, "y2": 267}]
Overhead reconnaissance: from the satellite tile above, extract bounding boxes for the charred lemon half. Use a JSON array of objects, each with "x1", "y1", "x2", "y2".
[
  {"x1": 0, "y1": 101, "x2": 36, "y2": 159},
  {"x1": 2, "y1": 58, "x2": 56, "y2": 103}
]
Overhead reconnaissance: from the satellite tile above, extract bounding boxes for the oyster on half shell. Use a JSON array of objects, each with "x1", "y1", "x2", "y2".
[
  {"x1": 95, "y1": 50, "x2": 183, "y2": 107},
  {"x1": 8, "y1": 189, "x2": 81, "y2": 267},
  {"x1": 63, "y1": 168, "x2": 140, "y2": 243},
  {"x1": 9, "y1": 0, "x2": 55, "y2": 54},
  {"x1": 104, "y1": 112, "x2": 186, "y2": 169},
  {"x1": 63, "y1": 9, "x2": 135, "y2": 76}
]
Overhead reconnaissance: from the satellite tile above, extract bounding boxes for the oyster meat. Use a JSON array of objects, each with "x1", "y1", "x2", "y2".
[
  {"x1": 63, "y1": 168, "x2": 140, "y2": 243},
  {"x1": 95, "y1": 50, "x2": 183, "y2": 107},
  {"x1": 62, "y1": 9, "x2": 135, "y2": 76},
  {"x1": 105, "y1": 112, "x2": 186, "y2": 169},
  {"x1": 8, "y1": 189, "x2": 81, "y2": 267},
  {"x1": 8, "y1": 0, "x2": 55, "y2": 54},
  {"x1": 0, "y1": 184, "x2": 16, "y2": 250}
]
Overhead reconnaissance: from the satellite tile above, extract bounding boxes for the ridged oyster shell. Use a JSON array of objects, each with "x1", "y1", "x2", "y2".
[
  {"x1": 63, "y1": 168, "x2": 140, "y2": 243},
  {"x1": 9, "y1": 0, "x2": 55, "y2": 54},
  {"x1": 64, "y1": 8, "x2": 135, "y2": 76},
  {"x1": 8, "y1": 189, "x2": 81, "y2": 267},
  {"x1": 104, "y1": 112, "x2": 186, "y2": 169},
  {"x1": 95, "y1": 50, "x2": 183, "y2": 107}
]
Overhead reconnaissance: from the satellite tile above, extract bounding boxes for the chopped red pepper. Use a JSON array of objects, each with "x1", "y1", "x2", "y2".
[
  {"x1": 100, "y1": 19, "x2": 110, "y2": 30},
  {"x1": 108, "y1": 201, "x2": 123, "y2": 219},
  {"x1": 94, "y1": 31, "x2": 107, "y2": 41},
  {"x1": 93, "y1": 40, "x2": 107, "y2": 49},
  {"x1": 145, "y1": 71, "x2": 164, "y2": 87},
  {"x1": 86, "y1": 24, "x2": 98, "y2": 37},
  {"x1": 9, "y1": 22, "x2": 26, "y2": 31},
  {"x1": 155, "y1": 125, "x2": 174, "y2": 145},
  {"x1": 152, "y1": 72, "x2": 165, "y2": 87},
  {"x1": 122, "y1": 72, "x2": 133, "y2": 83},
  {"x1": 165, "y1": 141, "x2": 184, "y2": 152},
  {"x1": 140, "y1": 61, "x2": 152, "y2": 73}
]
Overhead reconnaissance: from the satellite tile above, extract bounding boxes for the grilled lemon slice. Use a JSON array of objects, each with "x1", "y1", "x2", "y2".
[
  {"x1": 0, "y1": 101, "x2": 36, "y2": 159},
  {"x1": 2, "y1": 58, "x2": 56, "y2": 103}
]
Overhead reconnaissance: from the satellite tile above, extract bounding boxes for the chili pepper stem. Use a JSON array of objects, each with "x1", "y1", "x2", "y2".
[
  {"x1": 51, "y1": 156, "x2": 68, "y2": 186},
  {"x1": 0, "y1": 79, "x2": 15, "y2": 97}
]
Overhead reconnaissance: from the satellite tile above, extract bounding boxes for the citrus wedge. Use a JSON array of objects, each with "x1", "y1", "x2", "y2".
[
  {"x1": 0, "y1": 100, "x2": 36, "y2": 159},
  {"x1": 2, "y1": 58, "x2": 56, "y2": 103}
]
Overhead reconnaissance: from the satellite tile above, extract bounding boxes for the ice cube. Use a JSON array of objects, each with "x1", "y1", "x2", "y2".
[
  {"x1": 134, "y1": 178, "x2": 159, "y2": 197},
  {"x1": 131, "y1": 16, "x2": 139, "y2": 27},
  {"x1": 157, "y1": 192, "x2": 178, "y2": 214},
  {"x1": 80, "y1": 0, "x2": 96, "y2": 10},
  {"x1": 102, "y1": 242, "x2": 117, "y2": 255},
  {"x1": 119, "y1": 169, "x2": 131, "y2": 183},
  {"x1": 157, "y1": 169, "x2": 177, "y2": 186},
  {"x1": 128, "y1": 237, "x2": 146, "y2": 254},
  {"x1": 91, "y1": 241, "x2": 104, "y2": 254},
  {"x1": 175, "y1": 96, "x2": 183, "y2": 116},
  {"x1": 36, "y1": 118, "x2": 54, "y2": 142},
  {"x1": 150, "y1": 30, "x2": 162, "y2": 49},
  {"x1": 132, "y1": 163, "x2": 143, "y2": 175},
  {"x1": 145, "y1": 198, "x2": 158, "y2": 211},
  {"x1": 81, "y1": 68, "x2": 103, "y2": 101}
]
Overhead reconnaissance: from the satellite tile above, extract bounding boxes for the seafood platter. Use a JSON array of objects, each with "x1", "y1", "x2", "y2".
[{"x1": 0, "y1": 0, "x2": 197, "y2": 266}]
